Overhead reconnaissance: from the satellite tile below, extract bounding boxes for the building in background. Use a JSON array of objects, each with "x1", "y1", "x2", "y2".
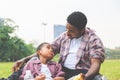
[{"x1": 53, "y1": 24, "x2": 66, "y2": 39}]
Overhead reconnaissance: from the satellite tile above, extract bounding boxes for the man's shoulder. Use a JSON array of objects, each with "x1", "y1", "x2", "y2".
[
  {"x1": 85, "y1": 27, "x2": 96, "y2": 34},
  {"x1": 85, "y1": 27, "x2": 100, "y2": 39}
]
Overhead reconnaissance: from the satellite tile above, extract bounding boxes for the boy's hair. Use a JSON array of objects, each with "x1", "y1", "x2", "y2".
[
  {"x1": 67, "y1": 11, "x2": 87, "y2": 29},
  {"x1": 36, "y1": 42, "x2": 49, "y2": 51}
]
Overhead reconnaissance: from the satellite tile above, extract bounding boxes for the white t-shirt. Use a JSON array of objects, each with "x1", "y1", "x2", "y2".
[
  {"x1": 40, "y1": 64, "x2": 52, "y2": 80},
  {"x1": 64, "y1": 37, "x2": 82, "y2": 69}
]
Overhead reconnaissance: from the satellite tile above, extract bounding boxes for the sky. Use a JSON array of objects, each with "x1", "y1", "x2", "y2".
[{"x1": 0, "y1": 0, "x2": 120, "y2": 49}]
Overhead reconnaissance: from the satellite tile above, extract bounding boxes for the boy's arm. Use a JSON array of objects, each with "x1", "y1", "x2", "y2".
[
  {"x1": 12, "y1": 53, "x2": 37, "y2": 72},
  {"x1": 54, "y1": 63, "x2": 65, "y2": 80},
  {"x1": 19, "y1": 60, "x2": 36, "y2": 80}
]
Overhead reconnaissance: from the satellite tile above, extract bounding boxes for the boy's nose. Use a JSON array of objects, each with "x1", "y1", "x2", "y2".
[{"x1": 50, "y1": 48, "x2": 53, "y2": 52}]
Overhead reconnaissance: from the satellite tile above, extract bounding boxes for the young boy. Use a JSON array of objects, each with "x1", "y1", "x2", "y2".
[{"x1": 19, "y1": 42, "x2": 65, "y2": 80}]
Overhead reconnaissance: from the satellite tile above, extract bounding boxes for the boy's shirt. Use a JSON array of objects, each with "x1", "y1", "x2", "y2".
[{"x1": 19, "y1": 57, "x2": 65, "y2": 80}]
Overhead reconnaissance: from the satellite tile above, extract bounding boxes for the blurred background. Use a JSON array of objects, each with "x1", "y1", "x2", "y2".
[{"x1": 0, "y1": 0, "x2": 120, "y2": 49}]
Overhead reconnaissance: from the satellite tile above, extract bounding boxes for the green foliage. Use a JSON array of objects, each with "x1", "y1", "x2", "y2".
[
  {"x1": 105, "y1": 47, "x2": 120, "y2": 59},
  {"x1": 0, "y1": 18, "x2": 35, "y2": 61},
  {"x1": 52, "y1": 54, "x2": 60, "y2": 62}
]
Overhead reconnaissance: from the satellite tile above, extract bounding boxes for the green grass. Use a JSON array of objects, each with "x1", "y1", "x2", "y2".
[
  {"x1": 0, "y1": 60, "x2": 120, "y2": 80},
  {"x1": 100, "y1": 59, "x2": 120, "y2": 80},
  {"x1": 0, "y1": 62, "x2": 13, "y2": 78}
]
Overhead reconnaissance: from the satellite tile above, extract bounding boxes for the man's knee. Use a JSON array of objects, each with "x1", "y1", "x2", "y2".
[{"x1": 92, "y1": 74, "x2": 107, "y2": 80}]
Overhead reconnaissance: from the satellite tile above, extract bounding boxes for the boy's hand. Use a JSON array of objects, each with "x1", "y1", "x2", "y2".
[{"x1": 34, "y1": 74, "x2": 46, "y2": 80}]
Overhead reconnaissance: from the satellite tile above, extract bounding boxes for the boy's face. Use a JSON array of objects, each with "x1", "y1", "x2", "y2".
[{"x1": 39, "y1": 44, "x2": 54, "y2": 60}]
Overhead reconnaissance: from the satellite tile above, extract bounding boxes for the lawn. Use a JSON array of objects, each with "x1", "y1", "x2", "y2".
[
  {"x1": 100, "y1": 59, "x2": 120, "y2": 80},
  {"x1": 0, "y1": 62, "x2": 13, "y2": 78},
  {"x1": 0, "y1": 59, "x2": 120, "y2": 80}
]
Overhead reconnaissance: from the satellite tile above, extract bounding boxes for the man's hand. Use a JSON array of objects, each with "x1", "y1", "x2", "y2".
[
  {"x1": 73, "y1": 73, "x2": 85, "y2": 80},
  {"x1": 12, "y1": 53, "x2": 37, "y2": 72},
  {"x1": 53, "y1": 77, "x2": 65, "y2": 80},
  {"x1": 12, "y1": 59, "x2": 25, "y2": 72}
]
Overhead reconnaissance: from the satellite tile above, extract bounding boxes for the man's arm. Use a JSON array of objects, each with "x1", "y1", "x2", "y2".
[
  {"x1": 12, "y1": 53, "x2": 37, "y2": 72},
  {"x1": 85, "y1": 58, "x2": 101, "y2": 80},
  {"x1": 53, "y1": 77, "x2": 65, "y2": 80}
]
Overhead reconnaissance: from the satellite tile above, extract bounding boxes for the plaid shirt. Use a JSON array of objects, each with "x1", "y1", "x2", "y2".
[{"x1": 51, "y1": 27, "x2": 105, "y2": 70}]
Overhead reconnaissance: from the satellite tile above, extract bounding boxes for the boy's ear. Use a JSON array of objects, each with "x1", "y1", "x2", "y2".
[{"x1": 37, "y1": 50, "x2": 41, "y2": 55}]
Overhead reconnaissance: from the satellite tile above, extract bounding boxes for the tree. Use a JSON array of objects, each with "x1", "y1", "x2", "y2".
[
  {"x1": 0, "y1": 18, "x2": 35, "y2": 62},
  {"x1": 105, "y1": 47, "x2": 120, "y2": 59}
]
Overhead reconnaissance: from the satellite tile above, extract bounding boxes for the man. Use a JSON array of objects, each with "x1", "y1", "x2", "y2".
[{"x1": 12, "y1": 11, "x2": 105, "y2": 80}]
